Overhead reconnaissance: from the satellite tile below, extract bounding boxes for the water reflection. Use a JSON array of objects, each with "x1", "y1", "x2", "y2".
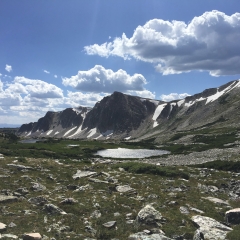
[{"x1": 95, "y1": 148, "x2": 169, "y2": 158}]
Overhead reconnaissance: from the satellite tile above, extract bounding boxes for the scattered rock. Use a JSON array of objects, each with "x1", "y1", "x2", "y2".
[
  {"x1": 191, "y1": 215, "x2": 232, "y2": 240},
  {"x1": 90, "y1": 210, "x2": 101, "y2": 219},
  {"x1": 7, "y1": 164, "x2": 33, "y2": 171},
  {"x1": 202, "y1": 196, "x2": 230, "y2": 206},
  {"x1": 0, "y1": 195, "x2": 18, "y2": 203},
  {"x1": 116, "y1": 185, "x2": 136, "y2": 194},
  {"x1": 128, "y1": 231, "x2": 172, "y2": 240},
  {"x1": 43, "y1": 204, "x2": 67, "y2": 215},
  {"x1": 28, "y1": 196, "x2": 48, "y2": 206},
  {"x1": 8, "y1": 222, "x2": 16, "y2": 228},
  {"x1": 0, "y1": 234, "x2": 18, "y2": 239},
  {"x1": 60, "y1": 198, "x2": 78, "y2": 204},
  {"x1": 0, "y1": 222, "x2": 7, "y2": 232},
  {"x1": 179, "y1": 206, "x2": 189, "y2": 215},
  {"x1": 193, "y1": 229, "x2": 204, "y2": 240},
  {"x1": 136, "y1": 205, "x2": 163, "y2": 227},
  {"x1": 225, "y1": 208, "x2": 240, "y2": 225},
  {"x1": 102, "y1": 221, "x2": 116, "y2": 228},
  {"x1": 72, "y1": 170, "x2": 97, "y2": 180},
  {"x1": 31, "y1": 182, "x2": 46, "y2": 192},
  {"x1": 23, "y1": 233, "x2": 42, "y2": 240}
]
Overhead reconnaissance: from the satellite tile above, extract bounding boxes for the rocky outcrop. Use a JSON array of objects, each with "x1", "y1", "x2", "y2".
[
  {"x1": 191, "y1": 215, "x2": 233, "y2": 240},
  {"x1": 225, "y1": 208, "x2": 240, "y2": 225}
]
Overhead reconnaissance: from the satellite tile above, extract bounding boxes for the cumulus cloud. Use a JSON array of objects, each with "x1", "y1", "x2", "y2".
[
  {"x1": 11, "y1": 76, "x2": 64, "y2": 98},
  {"x1": 160, "y1": 93, "x2": 190, "y2": 102},
  {"x1": 62, "y1": 65, "x2": 148, "y2": 93},
  {"x1": 54, "y1": 75, "x2": 58, "y2": 78},
  {"x1": 5, "y1": 64, "x2": 12, "y2": 72},
  {"x1": 44, "y1": 70, "x2": 50, "y2": 74},
  {"x1": 85, "y1": 10, "x2": 240, "y2": 76}
]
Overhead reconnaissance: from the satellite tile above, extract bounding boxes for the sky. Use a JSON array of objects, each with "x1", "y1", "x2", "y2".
[{"x1": 1, "y1": 0, "x2": 240, "y2": 125}]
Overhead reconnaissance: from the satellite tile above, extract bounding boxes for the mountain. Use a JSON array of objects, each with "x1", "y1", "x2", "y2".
[{"x1": 17, "y1": 80, "x2": 240, "y2": 140}]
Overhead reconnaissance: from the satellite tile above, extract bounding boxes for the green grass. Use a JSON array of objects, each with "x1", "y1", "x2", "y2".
[
  {"x1": 191, "y1": 160, "x2": 240, "y2": 172},
  {"x1": 113, "y1": 162, "x2": 189, "y2": 179}
]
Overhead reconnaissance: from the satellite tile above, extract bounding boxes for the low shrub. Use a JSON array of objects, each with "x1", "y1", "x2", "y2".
[
  {"x1": 114, "y1": 162, "x2": 189, "y2": 179},
  {"x1": 191, "y1": 160, "x2": 240, "y2": 172}
]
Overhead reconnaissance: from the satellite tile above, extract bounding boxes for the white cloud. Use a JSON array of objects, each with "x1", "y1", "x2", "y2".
[
  {"x1": 5, "y1": 64, "x2": 12, "y2": 72},
  {"x1": 54, "y1": 75, "x2": 58, "y2": 78},
  {"x1": 85, "y1": 10, "x2": 240, "y2": 76},
  {"x1": 44, "y1": 70, "x2": 50, "y2": 74},
  {"x1": 12, "y1": 76, "x2": 64, "y2": 98},
  {"x1": 62, "y1": 65, "x2": 148, "y2": 93},
  {"x1": 160, "y1": 93, "x2": 190, "y2": 102}
]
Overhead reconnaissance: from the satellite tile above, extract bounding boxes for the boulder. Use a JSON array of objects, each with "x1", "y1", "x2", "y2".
[
  {"x1": 0, "y1": 195, "x2": 18, "y2": 203},
  {"x1": 28, "y1": 196, "x2": 48, "y2": 206},
  {"x1": 43, "y1": 204, "x2": 67, "y2": 215},
  {"x1": 72, "y1": 170, "x2": 97, "y2": 180},
  {"x1": 192, "y1": 215, "x2": 232, "y2": 240},
  {"x1": 225, "y1": 208, "x2": 240, "y2": 224},
  {"x1": 128, "y1": 231, "x2": 172, "y2": 240},
  {"x1": 116, "y1": 185, "x2": 136, "y2": 194},
  {"x1": 193, "y1": 229, "x2": 204, "y2": 240},
  {"x1": 102, "y1": 221, "x2": 116, "y2": 228},
  {"x1": 23, "y1": 233, "x2": 42, "y2": 240},
  {"x1": 0, "y1": 222, "x2": 7, "y2": 232},
  {"x1": 202, "y1": 197, "x2": 229, "y2": 206},
  {"x1": 31, "y1": 182, "x2": 46, "y2": 192},
  {"x1": 136, "y1": 205, "x2": 163, "y2": 227}
]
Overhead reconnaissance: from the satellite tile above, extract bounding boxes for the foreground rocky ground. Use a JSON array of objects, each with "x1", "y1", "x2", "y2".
[{"x1": 0, "y1": 151, "x2": 240, "y2": 239}]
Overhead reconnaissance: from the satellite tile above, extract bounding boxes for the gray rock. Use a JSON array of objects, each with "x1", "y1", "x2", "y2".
[
  {"x1": 8, "y1": 222, "x2": 16, "y2": 228},
  {"x1": 202, "y1": 196, "x2": 230, "y2": 206},
  {"x1": 136, "y1": 205, "x2": 163, "y2": 227},
  {"x1": 0, "y1": 234, "x2": 18, "y2": 239},
  {"x1": 88, "y1": 178, "x2": 109, "y2": 184},
  {"x1": 90, "y1": 210, "x2": 101, "y2": 219},
  {"x1": 225, "y1": 208, "x2": 240, "y2": 224},
  {"x1": 102, "y1": 221, "x2": 116, "y2": 228},
  {"x1": 31, "y1": 182, "x2": 46, "y2": 192},
  {"x1": 191, "y1": 215, "x2": 232, "y2": 240},
  {"x1": 23, "y1": 233, "x2": 42, "y2": 240},
  {"x1": 193, "y1": 229, "x2": 204, "y2": 240},
  {"x1": 0, "y1": 195, "x2": 18, "y2": 203},
  {"x1": 179, "y1": 206, "x2": 189, "y2": 215},
  {"x1": 85, "y1": 225, "x2": 97, "y2": 236},
  {"x1": 128, "y1": 232, "x2": 172, "y2": 240},
  {"x1": 7, "y1": 164, "x2": 33, "y2": 171},
  {"x1": 72, "y1": 170, "x2": 97, "y2": 180},
  {"x1": 43, "y1": 204, "x2": 67, "y2": 215},
  {"x1": 60, "y1": 198, "x2": 78, "y2": 204},
  {"x1": 28, "y1": 196, "x2": 48, "y2": 206},
  {"x1": 116, "y1": 185, "x2": 136, "y2": 194},
  {"x1": 0, "y1": 222, "x2": 7, "y2": 232}
]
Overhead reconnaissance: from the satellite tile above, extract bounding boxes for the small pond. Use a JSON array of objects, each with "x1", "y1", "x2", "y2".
[{"x1": 95, "y1": 148, "x2": 170, "y2": 158}]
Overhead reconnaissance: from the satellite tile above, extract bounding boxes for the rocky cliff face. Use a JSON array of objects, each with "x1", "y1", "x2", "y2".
[{"x1": 17, "y1": 80, "x2": 240, "y2": 140}]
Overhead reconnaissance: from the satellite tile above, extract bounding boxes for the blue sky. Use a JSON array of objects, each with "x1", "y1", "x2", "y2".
[{"x1": 1, "y1": 0, "x2": 240, "y2": 125}]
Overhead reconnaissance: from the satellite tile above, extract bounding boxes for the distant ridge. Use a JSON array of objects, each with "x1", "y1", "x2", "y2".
[
  {"x1": 17, "y1": 80, "x2": 240, "y2": 141},
  {"x1": 0, "y1": 124, "x2": 20, "y2": 128}
]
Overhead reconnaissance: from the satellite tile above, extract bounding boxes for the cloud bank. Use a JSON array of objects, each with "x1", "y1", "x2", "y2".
[
  {"x1": 85, "y1": 10, "x2": 240, "y2": 76},
  {"x1": 62, "y1": 65, "x2": 155, "y2": 98},
  {"x1": 160, "y1": 93, "x2": 190, "y2": 102}
]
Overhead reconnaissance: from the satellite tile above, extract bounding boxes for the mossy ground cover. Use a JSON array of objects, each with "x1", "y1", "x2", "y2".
[{"x1": 0, "y1": 154, "x2": 240, "y2": 239}]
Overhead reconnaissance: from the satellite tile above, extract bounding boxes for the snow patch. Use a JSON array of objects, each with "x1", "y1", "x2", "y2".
[
  {"x1": 68, "y1": 125, "x2": 83, "y2": 138},
  {"x1": 54, "y1": 131, "x2": 59, "y2": 135},
  {"x1": 26, "y1": 132, "x2": 32, "y2": 137},
  {"x1": 152, "y1": 104, "x2": 167, "y2": 128},
  {"x1": 63, "y1": 126, "x2": 77, "y2": 137},
  {"x1": 46, "y1": 130, "x2": 53, "y2": 136},
  {"x1": 124, "y1": 136, "x2": 131, "y2": 140},
  {"x1": 87, "y1": 128, "x2": 97, "y2": 138},
  {"x1": 177, "y1": 99, "x2": 185, "y2": 107}
]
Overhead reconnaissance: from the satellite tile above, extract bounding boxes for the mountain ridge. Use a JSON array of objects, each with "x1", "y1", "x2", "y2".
[{"x1": 17, "y1": 80, "x2": 240, "y2": 141}]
